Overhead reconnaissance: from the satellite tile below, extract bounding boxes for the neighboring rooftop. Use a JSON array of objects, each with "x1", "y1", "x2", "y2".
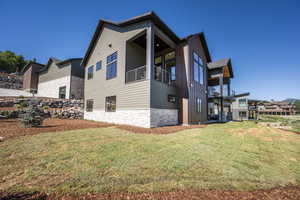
[{"x1": 39, "y1": 57, "x2": 82, "y2": 73}]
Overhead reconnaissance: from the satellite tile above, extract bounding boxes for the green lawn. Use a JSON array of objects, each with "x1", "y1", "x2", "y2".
[{"x1": 0, "y1": 121, "x2": 300, "y2": 195}]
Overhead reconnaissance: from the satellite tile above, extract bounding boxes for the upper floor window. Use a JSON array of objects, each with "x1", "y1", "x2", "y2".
[
  {"x1": 96, "y1": 61, "x2": 102, "y2": 71},
  {"x1": 87, "y1": 66, "x2": 94, "y2": 80},
  {"x1": 106, "y1": 52, "x2": 117, "y2": 80},
  {"x1": 105, "y1": 96, "x2": 116, "y2": 112},
  {"x1": 196, "y1": 97, "x2": 202, "y2": 112},
  {"x1": 239, "y1": 98, "x2": 247, "y2": 107},
  {"x1": 193, "y1": 52, "x2": 204, "y2": 84}
]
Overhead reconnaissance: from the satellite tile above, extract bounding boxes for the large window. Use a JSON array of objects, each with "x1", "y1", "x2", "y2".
[
  {"x1": 96, "y1": 61, "x2": 102, "y2": 71},
  {"x1": 86, "y1": 99, "x2": 93, "y2": 112},
  {"x1": 193, "y1": 52, "x2": 204, "y2": 84},
  {"x1": 165, "y1": 51, "x2": 176, "y2": 81},
  {"x1": 196, "y1": 97, "x2": 202, "y2": 113},
  {"x1": 87, "y1": 66, "x2": 94, "y2": 80},
  {"x1": 106, "y1": 52, "x2": 117, "y2": 80},
  {"x1": 58, "y1": 86, "x2": 66, "y2": 99},
  {"x1": 105, "y1": 96, "x2": 116, "y2": 112},
  {"x1": 239, "y1": 98, "x2": 247, "y2": 107}
]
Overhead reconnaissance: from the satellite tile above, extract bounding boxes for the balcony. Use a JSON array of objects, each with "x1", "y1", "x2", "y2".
[{"x1": 126, "y1": 65, "x2": 146, "y2": 83}]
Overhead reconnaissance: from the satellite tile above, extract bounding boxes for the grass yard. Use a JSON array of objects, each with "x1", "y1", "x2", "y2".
[
  {"x1": 259, "y1": 115, "x2": 300, "y2": 132},
  {"x1": 0, "y1": 121, "x2": 300, "y2": 199}
]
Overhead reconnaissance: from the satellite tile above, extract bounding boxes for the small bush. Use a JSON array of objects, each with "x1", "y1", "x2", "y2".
[{"x1": 20, "y1": 99, "x2": 44, "y2": 128}]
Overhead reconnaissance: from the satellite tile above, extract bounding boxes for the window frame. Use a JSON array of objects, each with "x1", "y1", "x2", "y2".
[
  {"x1": 106, "y1": 52, "x2": 118, "y2": 80},
  {"x1": 58, "y1": 86, "x2": 66, "y2": 99},
  {"x1": 96, "y1": 61, "x2": 102, "y2": 71},
  {"x1": 86, "y1": 99, "x2": 94, "y2": 112},
  {"x1": 239, "y1": 98, "x2": 247, "y2": 107},
  {"x1": 168, "y1": 95, "x2": 177, "y2": 103},
  {"x1": 193, "y1": 51, "x2": 204, "y2": 84},
  {"x1": 87, "y1": 66, "x2": 94, "y2": 80},
  {"x1": 105, "y1": 96, "x2": 116, "y2": 112},
  {"x1": 196, "y1": 97, "x2": 202, "y2": 113}
]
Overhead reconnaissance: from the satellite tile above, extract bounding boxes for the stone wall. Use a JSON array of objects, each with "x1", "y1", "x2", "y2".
[
  {"x1": 84, "y1": 108, "x2": 179, "y2": 128},
  {"x1": 0, "y1": 97, "x2": 84, "y2": 119},
  {"x1": 150, "y1": 108, "x2": 178, "y2": 127},
  {"x1": 84, "y1": 109, "x2": 151, "y2": 128}
]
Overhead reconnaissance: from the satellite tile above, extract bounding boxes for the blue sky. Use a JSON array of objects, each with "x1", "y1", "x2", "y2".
[{"x1": 1, "y1": 0, "x2": 299, "y2": 100}]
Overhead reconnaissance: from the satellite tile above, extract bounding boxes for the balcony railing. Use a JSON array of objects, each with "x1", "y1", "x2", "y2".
[
  {"x1": 126, "y1": 65, "x2": 146, "y2": 83},
  {"x1": 125, "y1": 65, "x2": 175, "y2": 85}
]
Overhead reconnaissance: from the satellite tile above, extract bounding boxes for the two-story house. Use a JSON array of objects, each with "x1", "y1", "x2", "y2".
[
  {"x1": 22, "y1": 61, "x2": 45, "y2": 92},
  {"x1": 82, "y1": 12, "x2": 234, "y2": 128},
  {"x1": 37, "y1": 57, "x2": 84, "y2": 99}
]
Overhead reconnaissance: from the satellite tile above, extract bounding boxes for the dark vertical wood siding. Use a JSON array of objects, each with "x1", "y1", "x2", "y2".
[{"x1": 187, "y1": 35, "x2": 208, "y2": 123}]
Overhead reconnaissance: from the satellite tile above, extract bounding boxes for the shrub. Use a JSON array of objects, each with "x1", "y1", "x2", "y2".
[{"x1": 19, "y1": 99, "x2": 44, "y2": 128}]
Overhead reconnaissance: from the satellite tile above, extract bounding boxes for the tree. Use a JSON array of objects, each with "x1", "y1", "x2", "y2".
[
  {"x1": 295, "y1": 100, "x2": 300, "y2": 113},
  {"x1": 0, "y1": 51, "x2": 28, "y2": 73}
]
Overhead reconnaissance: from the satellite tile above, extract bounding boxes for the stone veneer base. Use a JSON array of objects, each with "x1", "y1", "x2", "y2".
[{"x1": 84, "y1": 108, "x2": 178, "y2": 128}]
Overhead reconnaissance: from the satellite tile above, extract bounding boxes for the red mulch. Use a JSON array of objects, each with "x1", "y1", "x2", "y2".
[
  {"x1": 0, "y1": 107, "x2": 17, "y2": 111},
  {"x1": 115, "y1": 124, "x2": 206, "y2": 134},
  {"x1": 0, "y1": 119, "x2": 206, "y2": 140},
  {"x1": 0, "y1": 118, "x2": 112, "y2": 140},
  {"x1": 1, "y1": 186, "x2": 300, "y2": 200}
]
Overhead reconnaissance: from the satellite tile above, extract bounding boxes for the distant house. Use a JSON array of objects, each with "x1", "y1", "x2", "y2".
[
  {"x1": 22, "y1": 61, "x2": 44, "y2": 92},
  {"x1": 81, "y1": 11, "x2": 235, "y2": 127},
  {"x1": 37, "y1": 57, "x2": 84, "y2": 99},
  {"x1": 231, "y1": 93, "x2": 251, "y2": 121},
  {"x1": 258, "y1": 101, "x2": 297, "y2": 115}
]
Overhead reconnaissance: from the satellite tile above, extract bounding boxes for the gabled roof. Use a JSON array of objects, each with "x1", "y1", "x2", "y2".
[
  {"x1": 181, "y1": 32, "x2": 212, "y2": 63},
  {"x1": 208, "y1": 58, "x2": 234, "y2": 78},
  {"x1": 81, "y1": 11, "x2": 214, "y2": 68},
  {"x1": 39, "y1": 57, "x2": 82, "y2": 73},
  {"x1": 81, "y1": 11, "x2": 187, "y2": 67},
  {"x1": 22, "y1": 61, "x2": 45, "y2": 73}
]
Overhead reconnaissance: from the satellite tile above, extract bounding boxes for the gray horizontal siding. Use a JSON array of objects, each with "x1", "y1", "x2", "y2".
[{"x1": 39, "y1": 62, "x2": 71, "y2": 83}]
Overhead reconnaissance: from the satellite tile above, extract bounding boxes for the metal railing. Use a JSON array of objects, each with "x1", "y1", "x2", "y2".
[
  {"x1": 126, "y1": 65, "x2": 146, "y2": 83},
  {"x1": 125, "y1": 65, "x2": 174, "y2": 85}
]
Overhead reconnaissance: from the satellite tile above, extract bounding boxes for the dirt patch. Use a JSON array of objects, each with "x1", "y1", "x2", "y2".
[
  {"x1": 1, "y1": 186, "x2": 300, "y2": 200},
  {"x1": 0, "y1": 119, "x2": 207, "y2": 140},
  {"x1": 0, "y1": 107, "x2": 17, "y2": 111},
  {"x1": 115, "y1": 124, "x2": 206, "y2": 134},
  {"x1": 0, "y1": 118, "x2": 113, "y2": 140}
]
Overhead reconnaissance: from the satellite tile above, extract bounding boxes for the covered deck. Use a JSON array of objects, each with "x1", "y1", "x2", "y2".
[
  {"x1": 125, "y1": 28, "x2": 176, "y2": 87},
  {"x1": 207, "y1": 58, "x2": 234, "y2": 122}
]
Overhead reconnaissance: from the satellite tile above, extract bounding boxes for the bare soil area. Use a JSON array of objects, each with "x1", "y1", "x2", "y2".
[
  {"x1": 1, "y1": 186, "x2": 300, "y2": 200},
  {"x1": 0, "y1": 118, "x2": 112, "y2": 140},
  {"x1": 0, "y1": 119, "x2": 206, "y2": 140}
]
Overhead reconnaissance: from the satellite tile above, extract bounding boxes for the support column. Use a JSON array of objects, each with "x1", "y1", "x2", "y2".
[
  {"x1": 219, "y1": 74, "x2": 224, "y2": 121},
  {"x1": 146, "y1": 22, "x2": 154, "y2": 80}
]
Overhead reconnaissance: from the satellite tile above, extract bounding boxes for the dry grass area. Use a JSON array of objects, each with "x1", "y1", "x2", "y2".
[
  {"x1": 1, "y1": 121, "x2": 300, "y2": 200},
  {"x1": 228, "y1": 125, "x2": 300, "y2": 142},
  {"x1": 115, "y1": 124, "x2": 206, "y2": 134}
]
